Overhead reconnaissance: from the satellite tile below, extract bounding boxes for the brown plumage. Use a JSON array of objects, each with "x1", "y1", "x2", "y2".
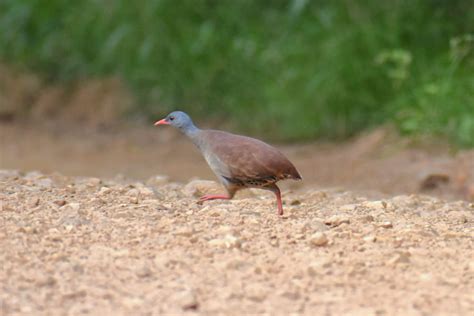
[{"x1": 155, "y1": 111, "x2": 302, "y2": 215}]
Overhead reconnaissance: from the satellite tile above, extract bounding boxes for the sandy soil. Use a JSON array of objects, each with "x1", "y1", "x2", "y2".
[
  {"x1": 0, "y1": 170, "x2": 473, "y2": 315},
  {"x1": 1, "y1": 121, "x2": 474, "y2": 315}
]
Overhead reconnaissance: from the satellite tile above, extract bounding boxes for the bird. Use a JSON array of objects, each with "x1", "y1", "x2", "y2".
[{"x1": 154, "y1": 111, "x2": 301, "y2": 215}]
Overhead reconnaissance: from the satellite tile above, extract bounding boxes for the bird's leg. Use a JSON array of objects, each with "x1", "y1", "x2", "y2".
[
  {"x1": 197, "y1": 187, "x2": 236, "y2": 205},
  {"x1": 198, "y1": 194, "x2": 231, "y2": 204},
  {"x1": 266, "y1": 184, "x2": 284, "y2": 215}
]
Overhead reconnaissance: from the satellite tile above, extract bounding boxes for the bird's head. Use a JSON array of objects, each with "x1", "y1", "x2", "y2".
[{"x1": 154, "y1": 111, "x2": 196, "y2": 132}]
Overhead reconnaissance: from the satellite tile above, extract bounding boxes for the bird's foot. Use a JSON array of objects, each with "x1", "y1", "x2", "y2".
[{"x1": 197, "y1": 194, "x2": 231, "y2": 205}]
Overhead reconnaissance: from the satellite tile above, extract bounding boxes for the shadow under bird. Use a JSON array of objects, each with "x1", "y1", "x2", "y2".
[{"x1": 154, "y1": 111, "x2": 302, "y2": 215}]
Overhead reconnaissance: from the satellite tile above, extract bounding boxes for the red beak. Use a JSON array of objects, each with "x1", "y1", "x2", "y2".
[{"x1": 154, "y1": 118, "x2": 170, "y2": 126}]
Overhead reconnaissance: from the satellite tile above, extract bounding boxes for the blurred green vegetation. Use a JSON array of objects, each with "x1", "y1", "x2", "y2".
[{"x1": 0, "y1": 0, "x2": 473, "y2": 145}]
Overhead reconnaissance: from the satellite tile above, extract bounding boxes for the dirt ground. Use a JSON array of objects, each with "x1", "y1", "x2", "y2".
[
  {"x1": 0, "y1": 169, "x2": 473, "y2": 315},
  {"x1": 1, "y1": 121, "x2": 474, "y2": 315}
]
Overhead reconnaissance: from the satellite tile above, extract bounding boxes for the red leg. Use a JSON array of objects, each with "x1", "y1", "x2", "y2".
[
  {"x1": 274, "y1": 187, "x2": 284, "y2": 216},
  {"x1": 266, "y1": 184, "x2": 284, "y2": 215},
  {"x1": 198, "y1": 194, "x2": 231, "y2": 204}
]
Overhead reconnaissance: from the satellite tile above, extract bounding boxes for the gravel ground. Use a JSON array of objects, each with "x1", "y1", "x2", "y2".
[{"x1": 1, "y1": 170, "x2": 473, "y2": 315}]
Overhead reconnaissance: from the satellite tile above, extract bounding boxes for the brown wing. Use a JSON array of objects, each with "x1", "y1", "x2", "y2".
[{"x1": 201, "y1": 130, "x2": 301, "y2": 184}]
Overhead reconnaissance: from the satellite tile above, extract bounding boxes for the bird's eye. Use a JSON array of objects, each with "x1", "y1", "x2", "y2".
[{"x1": 169, "y1": 116, "x2": 175, "y2": 121}]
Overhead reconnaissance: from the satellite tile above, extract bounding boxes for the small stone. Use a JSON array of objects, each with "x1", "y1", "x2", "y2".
[
  {"x1": 123, "y1": 297, "x2": 144, "y2": 308},
  {"x1": 270, "y1": 239, "x2": 279, "y2": 247},
  {"x1": 359, "y1": 215, "x2": 375, "y2": 223},
  {"x1": 419, "y1": 273, "x2": 432, "y2": 282},
  {"x1": 290, "y1": 199, "x2": 301, "y2": 206},
  {"x1": 85, "y1": 177, "x2": 102, "y2": 187},
  {"x1": 36, "y1": 276, "x2": 57, "y2": 287},
  {"x1": 363, "y1": 200, "x2": 388, "y2": 210},
  {"x1": 68, "y1": 203, "x2": 81, "y2": 212},
  {"x1": 387, "y1": 252, "x2": 410, "y2": 265},
  {"x1": 98, "y1": 187, "x2": 111, "y2": 195},
  {"x1": 363, "y1": 235, "x2": 377, "y2": 242},
  {"x1": 309, "y1": 232, "x2": 329, "y2": 247},
  {"x1": 173, "y1": 227, "x2": 195, "y2": 237},
  {"x1": 339, "y1": 204, "x2": 357, "y2": 211},
  {"x1": 325, "y1": 216, "x2": 350, "y2": 227},
  {"x1": 29, "y1": 197, "x2": 40, "y2": 207},
  {"x1": 225, "y1": 258, "x2": 246, "y2": 270},
  {"x1": 127, "y1": 188, "x2": 140, "y2": 197},
  {"x1": 246, "y1": 284, "x2": 267, "y2": 302},
  {"x1": 138, "y1": 186, "x2": 155, "y2": 197},
  {"x1": 294, "y1": 233, "x2": 305, "y2": 240},
  {"x1": 208, "y1": 234, "x2": 241, "y2": 249},
  {"x1": 177, "y1": 290, "x2": 199, "y2": 310},
  {"x1": 280, "y1": 290, "x2": 300, "y2": 300},
  {"x1": 54, "y1": 200, "x2": 67, "y2": 207},
  {"x1": 135, "y1": 265, "x2": 152, "y2": 278},
  {"x1": 380, "y1": 221, "x2": 393, "y2": 229},
  {"x1": 208, "y1": 208, "x2": 229, "y2": 217},
  {"x1": 307, "y1": 259, "x2": 331, "y2": 276}
]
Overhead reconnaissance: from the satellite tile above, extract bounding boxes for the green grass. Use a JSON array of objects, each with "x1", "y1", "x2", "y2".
[{"x1": 0, "y1": 0, "x2": 473, "y2": 145}]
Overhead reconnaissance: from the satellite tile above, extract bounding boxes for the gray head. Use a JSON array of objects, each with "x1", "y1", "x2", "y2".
[{"x1": 154, "y1": 111, "x2": 198, "y2": 134}]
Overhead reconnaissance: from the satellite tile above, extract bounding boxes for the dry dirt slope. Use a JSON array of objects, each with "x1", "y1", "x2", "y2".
[{"x1": 0, "y1": 170, "x2": 473, "y2": 315}]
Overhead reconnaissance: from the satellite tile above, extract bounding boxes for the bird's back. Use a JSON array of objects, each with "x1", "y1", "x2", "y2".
[{"x1": 196, "y1": 130, "x2": 301, "y2": 185}]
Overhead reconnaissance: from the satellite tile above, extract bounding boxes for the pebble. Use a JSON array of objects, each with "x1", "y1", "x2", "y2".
[
  {"x1": 176, "y1": 290, "x2": 199, "y2": 310},
  {"x1": 380, "y1": 221, "x2": 393, "y2": 229},
  {"x1": 309, "y1": 232, "x2": 329, "y2": 247},
  {"x1": 29, "y1": 197, "x2": 40, "y2": 207},
  {"x1": 363, "y1": 200, "x2": 388, "y2": 210},
  {"x1": 325, "y1": 216, "x2": 350, "y2": 227},
  {"x1": 363, "y1": 235, "x2": 377, "y2": 242},
  {"x1": 246, "y1": 284, "x2": 267, "y2": 302},
  {"x1": 290, "y1": 199, "x2": 301, "y2": 205},
  {"x1": 359, "y1": 215, "x2": 375, "y2": 223},
  {"x1": 127, "y1": 188, "x2": 140, "y2": 197},
  {"x1": 307, "y1": 259, "x2": 332, "y2": 276},
  {"x1": 53, "y1": 199, "x2": 66, "y2": 207},
  {"x1": 387, "y1": 252, "x2": 410, "y2": 265},
  {"x1": 85, "y1": 177, "x2": 102, "y2": 187},
  {"x1": 138, "y1": 186, "x2": 155, "y2": 197},
  {"x1": 209, "y1": 208, "x2": 229, "y2": 217},
  {"x1": 173, "y1": 227, "x2": 195, "y2": 237},
  {"x1": 67, "y1": 202, "x2": 81, "y2": 212},
  {"x1": 98, "y1": 187, "x2": 112, "y2": 195},
  {"x1": 135, "y1": 265, "x2": 153, "y2": 278},
  {"x1": 339, "y1": 204, "x2": 357, "y2": 211},
  {"x1": 122, "y1": 297, "x2": 144, "y2": 308},
  {"x1": 208, "y1": 234, "x2": 242, "y2": 249},
  {"x1": 300, "y1": 220, "x2": 329, "y2": 233}
]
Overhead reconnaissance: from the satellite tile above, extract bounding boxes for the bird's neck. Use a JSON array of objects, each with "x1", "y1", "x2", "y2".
[{"x1": 182, "y1": 124, "x2": 200, "y2": 141}]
